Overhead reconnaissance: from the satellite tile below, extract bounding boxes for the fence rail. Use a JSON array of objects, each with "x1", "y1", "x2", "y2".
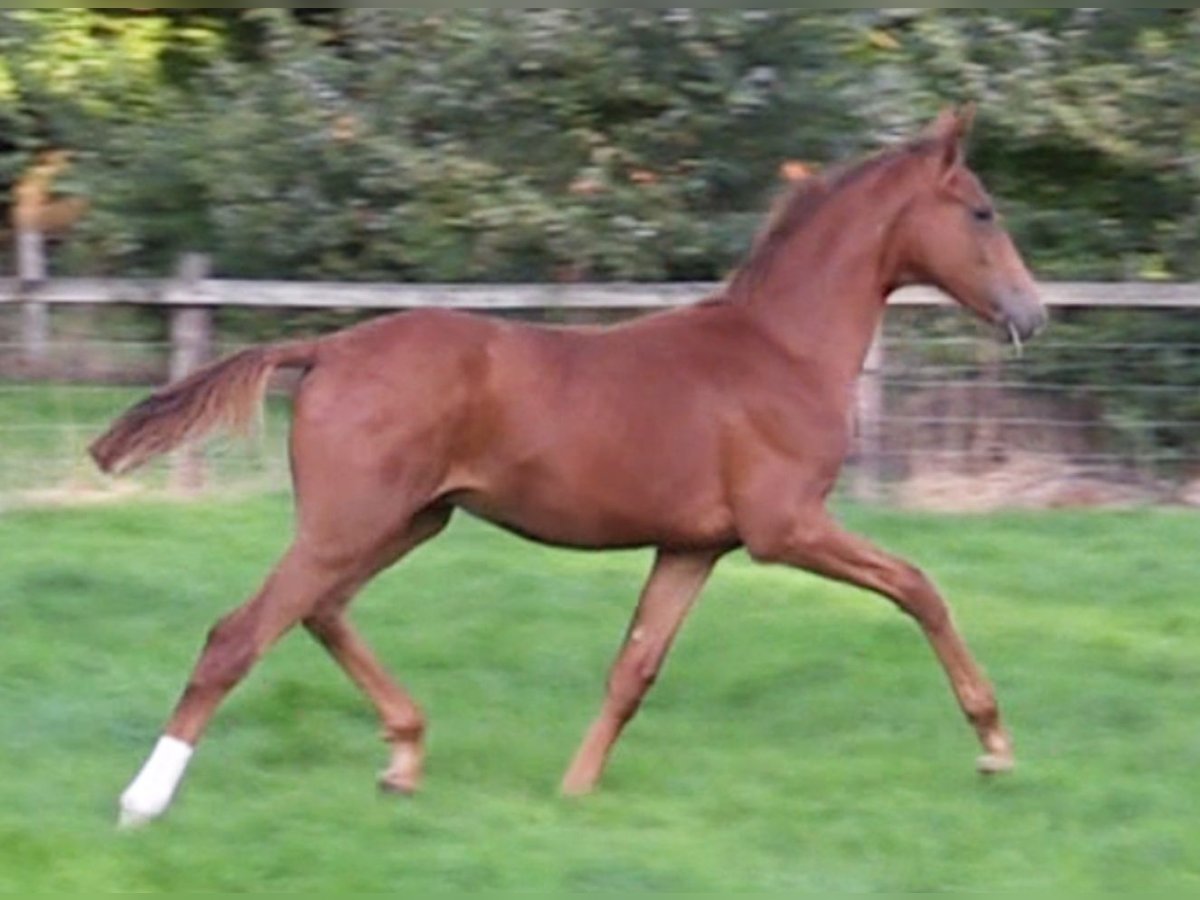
[
  {"x1": 3, "y1": 261, "x2": 1200, "y2": 508},
  {"x1": 3, "y1": 276, "x2": 1200, "y2": 311}
]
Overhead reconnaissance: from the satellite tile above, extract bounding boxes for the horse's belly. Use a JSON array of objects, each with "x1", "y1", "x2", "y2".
[{"x1": 452, "y1": 466, "x2": 736, "y2": 551}]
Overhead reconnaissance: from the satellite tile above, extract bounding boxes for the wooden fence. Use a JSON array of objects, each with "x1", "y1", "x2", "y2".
[{"x1": 4, "y1": 250, "x2": 1199, "y2": 499}]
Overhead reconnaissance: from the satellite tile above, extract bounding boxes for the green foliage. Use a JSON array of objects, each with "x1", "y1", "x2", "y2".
[
  {"x1": 5, "y1": 9, "x2": 1191, "y2": 284},
  {"x1": 59, "y1": 11, "x2": 867, "y2": 281},
  {"x1": 4, "y1": 9, "x2": 1195, "y2": 282},
  {"x1": 0, "y1": 10, "x2": 221, "y2": 151}
]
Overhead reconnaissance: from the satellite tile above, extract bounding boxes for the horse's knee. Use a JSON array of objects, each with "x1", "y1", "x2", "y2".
[{"x1": 607, "y1": 650, "x2": 661, "y2": 722}]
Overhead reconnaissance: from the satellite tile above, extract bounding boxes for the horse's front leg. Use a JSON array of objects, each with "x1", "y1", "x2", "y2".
[
  {"x1": 561, "y1": 549, "x2": 721, "y2": 795},
  {"x1": 745, "y1": 507, "x2": 1014, "y2": 774}
]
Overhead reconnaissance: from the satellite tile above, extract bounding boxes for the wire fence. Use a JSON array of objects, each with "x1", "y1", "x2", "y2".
[
  {"x1": 3, "y1": 299, "x2": 1200, "y2": 513},
  {"x1": 853, "y1": 311, "x2": 1200, "y2": 511}
]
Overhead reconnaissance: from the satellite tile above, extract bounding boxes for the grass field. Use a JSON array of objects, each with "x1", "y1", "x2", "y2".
[{"x1": 2, "y1": 495, "x2": 1199, "y2": 891}]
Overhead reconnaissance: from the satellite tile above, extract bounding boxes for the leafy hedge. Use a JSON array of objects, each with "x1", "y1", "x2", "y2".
[{"x1": 2, "y1": 9, "x2": 1195, "y2": 283}]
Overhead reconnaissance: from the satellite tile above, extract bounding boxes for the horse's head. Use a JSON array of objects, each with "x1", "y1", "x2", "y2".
[{"x1": 893, "y1": 106, "x2": 1046, "y2": 345}]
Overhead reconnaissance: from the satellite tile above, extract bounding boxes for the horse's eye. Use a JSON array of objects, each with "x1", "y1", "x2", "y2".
[{"x1": 972, "y1": 207, "x2": 995, "y2": 224}]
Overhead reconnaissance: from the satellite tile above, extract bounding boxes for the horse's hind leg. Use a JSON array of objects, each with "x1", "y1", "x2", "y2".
[
  {"x1": 304, "y1": 616, "x2": 424, "y2": 794},
  {"x1": 303, "y1": 507, "x2": 451, "y2": 795},
  {"x1": 117, "y1": 540, "x2": 367, "y2": 827},
  {"x1": 117, "y1": 504, "x2": 446, "y2": 828}
]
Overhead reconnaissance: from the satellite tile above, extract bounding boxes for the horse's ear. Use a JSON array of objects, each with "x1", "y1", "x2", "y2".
[{"x1": 927, "y1": 103, "x2": 976, "y2": 176}]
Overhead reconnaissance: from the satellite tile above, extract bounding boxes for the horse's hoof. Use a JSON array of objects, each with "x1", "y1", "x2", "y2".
[
  {"x1": 560, "y1": 774, "x2": 598, "y2": 798},
  {"x1": 117, "y1": 789, "x2": 169, "y2": 829},
  {"x1": 377, "y1": 774, "x2": 418, "y2": 797},
  {"x1": 976, "y1": 753, "x2": 1016, "y2": 776},
  {"x1": 118, "y1": 805, "x2": 156, "y2": 830}
]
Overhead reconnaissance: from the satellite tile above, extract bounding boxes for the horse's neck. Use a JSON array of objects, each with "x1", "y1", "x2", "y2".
[{"x1": 736, "y1": 179, "x2": 912, "y2": 391}]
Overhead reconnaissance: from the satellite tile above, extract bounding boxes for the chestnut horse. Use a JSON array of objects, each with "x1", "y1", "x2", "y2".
[{"x1": 91, "y1": 107, "x2": 1045, "y2": 827}]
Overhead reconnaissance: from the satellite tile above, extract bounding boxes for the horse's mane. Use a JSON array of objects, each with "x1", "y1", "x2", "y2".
[{"x1": 726, "y1": 136, "x2": 938, "y2": 299}]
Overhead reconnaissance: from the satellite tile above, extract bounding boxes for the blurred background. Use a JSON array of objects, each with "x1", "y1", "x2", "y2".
[
  {"x1": 1, "y1": 8, "x2": 1199, "y2": 508},
  {"x1": 3, "y1": 11, "x2": 1200, "y2": 893}
]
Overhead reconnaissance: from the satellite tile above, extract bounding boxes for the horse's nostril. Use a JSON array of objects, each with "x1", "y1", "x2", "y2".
[
  {"x1": 1011, "y1": 306, "x2": 1048, "y2": 342},
  {"x1": 997, "y1": 286, "x2": 1047, "y2": 343}
]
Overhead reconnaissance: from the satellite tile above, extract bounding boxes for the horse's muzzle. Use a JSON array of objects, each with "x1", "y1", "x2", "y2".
[{"x1": 996, "y1": 288, "x2": 1048, "y2": 344}]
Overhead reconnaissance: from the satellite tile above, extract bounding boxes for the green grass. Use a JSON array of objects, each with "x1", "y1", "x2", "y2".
[{"x1": 2, "y1": 496, "x2": 1199, "y2": 891}]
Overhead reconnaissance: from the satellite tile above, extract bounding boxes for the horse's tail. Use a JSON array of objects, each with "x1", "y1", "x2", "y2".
[{"x1": 89, "y1": 340, "x2": 320, "y2": 476}]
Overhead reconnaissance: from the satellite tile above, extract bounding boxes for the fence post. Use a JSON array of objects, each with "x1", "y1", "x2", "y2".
[
  {"x1": 17, "y1": 226, "x2": 49, "y2": 371},
  {"x1": 852, "y1": 325, "x2": 886, "y2": 503},
  {"x1": 168, "y1": 254, "x2": 214, "y2": 494}
]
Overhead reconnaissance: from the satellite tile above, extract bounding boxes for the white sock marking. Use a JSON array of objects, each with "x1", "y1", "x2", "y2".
[{"x1": 118, "y1": 735, "x2": 194, "y2": 828}]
